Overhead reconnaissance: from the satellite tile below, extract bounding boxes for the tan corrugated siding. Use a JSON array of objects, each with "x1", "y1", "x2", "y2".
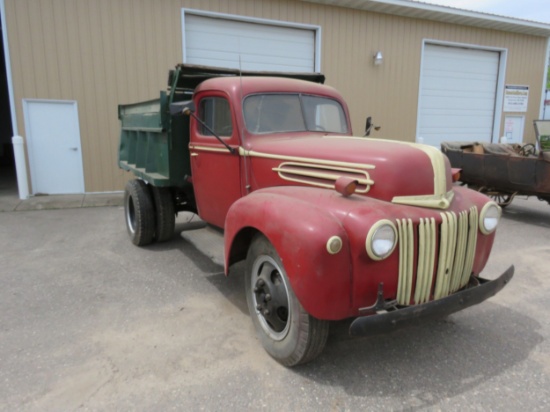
[{"x1": 4, "y1": 0, "x2": 548, "y2": 192}]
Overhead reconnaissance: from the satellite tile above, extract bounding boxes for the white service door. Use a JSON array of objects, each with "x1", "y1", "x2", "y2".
[
  {"x1": 24, "y1": 100, "x2": 85, "y2": 194},
  {"x1": 184, "y1": 14, "x2": 316, "y2": 72},
  {"x1": 504, "y1": 115, "x2": 525, "y2": 144},
  {"x1": 417, "y1": 44, "x2": 500, "y2": 147}
]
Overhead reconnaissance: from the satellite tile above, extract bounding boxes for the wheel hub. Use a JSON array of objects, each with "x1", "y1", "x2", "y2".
[{"x1": 251, "y1": 257, "x2": 291, "y2": 340}]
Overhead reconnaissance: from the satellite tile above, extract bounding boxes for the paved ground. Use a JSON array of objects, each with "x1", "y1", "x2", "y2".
[{"x1": 1, "y1": 196, "x2": 549, "y2": 411}]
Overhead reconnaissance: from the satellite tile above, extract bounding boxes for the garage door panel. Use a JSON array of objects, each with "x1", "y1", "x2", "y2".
[
  {"x1": 186, "y1": 30, "x2": 313, "y2": 58},
  {"x1": 423, "y1": 131, "x2": 493, "y2": 142},
  {"x1": 418, "y1": 44, "x2": 499, "y2": 146},
  {"x1": 420, "y1": 114, "x2": 495, "y2": 128},
  {"x1": 184, "y1": 13, "x2": 316, "y2": 72},
  {"x1": 188, "y1": 47, "x2": 313, "y2": 66},
  {"x1": 426, "y1": 48, "x2": 498, "y2": 63},
  {"x1": 193, "y1": 53, "x2": 316, "y2": 71},
  {"x1": 187, "y1": 16, "x2": 313, "y2": 43},
  {"x1": 421, "y1": 127, "x2": 493, "y2": 137},
  {"x1": 425, "y1": 56, "x2": 498, "y2": 72},
  {"x1": 422, "y1": 96, "x2": 497, "y2": 111},
  {"x1": 423, "y1": 72, "x2": 498, "y2": 90}
]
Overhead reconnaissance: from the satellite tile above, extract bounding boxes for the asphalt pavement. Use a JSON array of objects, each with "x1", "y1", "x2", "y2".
[{"x1": 1, "y1": 196, "x2": 549, "y2": 411}]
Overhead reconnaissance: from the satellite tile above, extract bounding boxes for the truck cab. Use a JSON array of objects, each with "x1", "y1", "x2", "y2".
[{"x1": 188, "y1": 76, "x2": 352, "y2": 228}]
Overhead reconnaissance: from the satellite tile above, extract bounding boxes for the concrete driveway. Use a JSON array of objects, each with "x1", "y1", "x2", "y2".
[{"x1": 1, "y1": 197, "x2": 549, "y2": 411}]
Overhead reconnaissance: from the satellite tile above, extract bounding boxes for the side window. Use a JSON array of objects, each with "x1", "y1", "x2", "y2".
[{"x1": 199, "y1": 97, "x2": 233, "y2": 137}]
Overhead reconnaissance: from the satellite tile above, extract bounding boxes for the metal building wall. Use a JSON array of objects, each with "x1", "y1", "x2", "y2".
[{"x1": 4, "y1": 0, "x2": 548, "y2": 192}]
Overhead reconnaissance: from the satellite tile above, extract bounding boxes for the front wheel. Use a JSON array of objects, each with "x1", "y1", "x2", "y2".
[{"x1": 245, "y1": 235, "x2": 329, "y2": 366}]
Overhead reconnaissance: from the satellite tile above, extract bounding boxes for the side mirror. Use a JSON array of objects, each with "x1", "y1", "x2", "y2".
[
  {"x1": 364, "y1": 116, "x2": 381, "y2": 136},
  {"x1": 169, "y1": 100, "x2": 195, "y2": 116},
  {"x1": 364, "y1": 116, "x2": 372, "y2": 136}
]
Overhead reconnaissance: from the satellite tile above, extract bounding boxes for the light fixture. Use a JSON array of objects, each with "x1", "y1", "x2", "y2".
[{"x1": 373, "y1": 51, "x2": 383, "y2": 66}]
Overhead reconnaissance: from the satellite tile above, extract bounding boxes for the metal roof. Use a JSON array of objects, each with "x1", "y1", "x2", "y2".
[{"x1": 301, "y1": 0, "x2": 550, "y2": 37}]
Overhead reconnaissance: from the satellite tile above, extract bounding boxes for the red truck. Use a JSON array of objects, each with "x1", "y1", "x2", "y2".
[{"x1": 118, "y1": 64, "x2": 513, "y2": 366}]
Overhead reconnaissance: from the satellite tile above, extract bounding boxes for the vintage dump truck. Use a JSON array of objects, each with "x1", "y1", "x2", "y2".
[{"x1": 118, "y1": 64, "x2": 513, "y2": 366}]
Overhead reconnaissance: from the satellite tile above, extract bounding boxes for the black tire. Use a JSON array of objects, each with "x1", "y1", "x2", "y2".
[
  {"x1": 245, "y1": 234, "x2": 329, "y2": 366},
  {"x1": 151, "y1": 186, "x2": 175, "y2": 242},
  {"x1": 124, "y1": 179, "x2": 155, "y2": 246}
]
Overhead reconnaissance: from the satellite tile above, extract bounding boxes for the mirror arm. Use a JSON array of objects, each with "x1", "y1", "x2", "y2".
[{"x1": 185, "y1": 111, "x2": 236, "y2": 155}]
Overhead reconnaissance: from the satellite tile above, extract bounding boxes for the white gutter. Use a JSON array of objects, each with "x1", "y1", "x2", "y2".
[
  {"x1": 302, "y1": 0, "x2": 550, "y2": 37},
  {"x1": 1, "y1": 0, "x2": 17, "y2": 135}
]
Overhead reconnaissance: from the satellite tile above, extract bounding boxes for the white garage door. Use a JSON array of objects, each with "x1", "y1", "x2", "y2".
[
  {"x1": 417, "y1": 44, "x2": 500, "y2": 147},
  {"x1": 183, "y1": 12, "x2": 317, "y2": 72}
]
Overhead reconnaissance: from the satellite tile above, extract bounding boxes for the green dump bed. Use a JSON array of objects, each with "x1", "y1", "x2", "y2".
[
  {"x1": 118, "y1": 64, "x2": 325, "y2": 187},
  {"x1": 118, "y1": 90, "x2": 191, "y2": 187}
]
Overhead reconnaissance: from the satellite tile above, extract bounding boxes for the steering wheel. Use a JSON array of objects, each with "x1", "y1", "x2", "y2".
[{"x1": 519, "y1": 143, "x2": 536, "y2": 157}]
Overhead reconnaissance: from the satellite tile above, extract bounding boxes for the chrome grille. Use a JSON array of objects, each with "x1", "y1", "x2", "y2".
[{"x1": 396, "y1": 207, "x2": 478, "y2": 306}]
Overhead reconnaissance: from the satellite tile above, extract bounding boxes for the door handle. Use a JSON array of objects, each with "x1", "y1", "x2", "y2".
[
  {"x1": 190, "y1": 152, "x2": 198, "y2": 157},
  {"x1": 70, "y1": 147, "x2": 78, "y2": 151}
]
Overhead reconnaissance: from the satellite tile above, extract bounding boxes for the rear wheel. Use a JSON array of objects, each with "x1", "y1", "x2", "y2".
[
  {"x1": 151, "y1": 187, "x2": 175, "y2": 242},
  {"x1": 245, "y1": 234, "x2": 329, "y2": 366},
  {"x1": 124, "y1": 179, "x2": 155, "y2": 246},
  {"x1": 489, "y1": 193, "x2": 515, "y2": 208},
  {"x1": 478, "y1": 187, "x2": 516, "y2": 208}
]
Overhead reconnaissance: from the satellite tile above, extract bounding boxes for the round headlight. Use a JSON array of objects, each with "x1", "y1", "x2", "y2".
[
  {"x1": 479, "y1": 202, "x2": 501, "y2": 235},
  {"x1": 366, "y1": 220, "x2": 397, "y2": 260}
]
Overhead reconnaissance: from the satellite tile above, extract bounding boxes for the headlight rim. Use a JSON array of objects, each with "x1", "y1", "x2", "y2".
[
  {"x1": 366, "y1": 219, "x2": 398, "y2": 261},
  {"x1": 479, "y1": 201, "x2": 501, "y2": 235},
  {"x1": 326, "y1": 235, "x2": 343, "y2": 255}
]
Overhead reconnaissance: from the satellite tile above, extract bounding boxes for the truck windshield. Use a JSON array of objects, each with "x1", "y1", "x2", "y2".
[{"x1": 243, "y1": 94, "x2": 348, "y2": 134}]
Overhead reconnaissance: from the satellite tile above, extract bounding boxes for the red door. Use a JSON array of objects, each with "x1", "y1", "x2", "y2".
[{"x1": 189, "y1": 95, "x2": 242, "y2": 228}]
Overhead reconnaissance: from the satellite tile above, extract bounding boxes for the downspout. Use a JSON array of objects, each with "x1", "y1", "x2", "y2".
[
  {"x1": 1, "y1": 0, "x2": 29, "y2": 199},
  {"x1": 1, "y1": 0, "x2": 18, "y2": 135}
]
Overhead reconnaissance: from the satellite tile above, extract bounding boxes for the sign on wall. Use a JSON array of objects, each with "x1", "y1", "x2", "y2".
[{"x1": 503, "y1": 85, "x2": 529, "y2": 112}]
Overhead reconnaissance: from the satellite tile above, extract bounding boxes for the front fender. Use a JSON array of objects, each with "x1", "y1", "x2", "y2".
[{"x1": 225, "y1": 190, "x2": 354, "y2": 320}]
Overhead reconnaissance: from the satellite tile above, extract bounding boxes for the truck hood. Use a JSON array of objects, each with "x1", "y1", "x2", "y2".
[{"x1": 243, "y1": 134, "x2": 454, "y2": 209}]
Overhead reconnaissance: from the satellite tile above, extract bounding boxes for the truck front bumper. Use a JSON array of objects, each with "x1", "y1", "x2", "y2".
[{"x1": 349, "y1": 265, "x2": 514, "y2": 337}]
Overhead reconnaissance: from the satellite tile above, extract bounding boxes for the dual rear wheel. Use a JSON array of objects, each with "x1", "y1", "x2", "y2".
[{"x1": 124, "y1": 179, "x2": 175, "y2": 246}]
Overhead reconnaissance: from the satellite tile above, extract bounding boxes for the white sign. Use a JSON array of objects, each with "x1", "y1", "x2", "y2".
[{"x1": 503, "y1": 85, "x2": 529, "y2": 112}]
